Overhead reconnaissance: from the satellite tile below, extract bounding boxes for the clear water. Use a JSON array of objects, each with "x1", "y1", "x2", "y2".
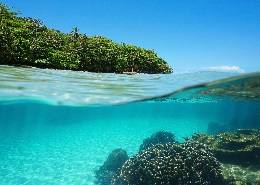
[
  {"x1": 0, "y1": 66, "x2": 259, "y2": 185},
  {"x1": 0, "y1": 65, "x2": 237, "y2": 105}
]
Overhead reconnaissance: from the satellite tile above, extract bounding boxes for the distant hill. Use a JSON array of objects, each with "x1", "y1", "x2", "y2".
[{"x1": 0, "y1": 4, "x2": 172, "y2": 74}]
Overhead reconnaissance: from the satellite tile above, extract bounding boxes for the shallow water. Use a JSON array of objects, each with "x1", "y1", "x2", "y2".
[
  {"x1": 0, "y1": 66, "x2": 259, "y2": 185},
  {"x1": 0, "y1": 65, "x2": 237, "y2": 105}
]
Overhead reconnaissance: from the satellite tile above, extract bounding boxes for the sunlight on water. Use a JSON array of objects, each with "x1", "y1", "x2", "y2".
[{"x1": 0, "y1": 65, "x2": 238, "y2": 105}]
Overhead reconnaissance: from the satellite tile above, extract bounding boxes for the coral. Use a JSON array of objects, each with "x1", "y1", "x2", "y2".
[
  {"x1": 112, "y1": 141, "x2": 224, "y2": 185},
  {"x1": 191, "y1": 129, "x2": 260, "y2": 165},
  {"x1": 221, "y1": 163, "x2": 260, "y2": 185},
  {"x1": 95, "y1": 148, "x2": 128, "y2": 185},
  {"x1": 139, "y1": 131, "x2": 177, "y2": 152}
]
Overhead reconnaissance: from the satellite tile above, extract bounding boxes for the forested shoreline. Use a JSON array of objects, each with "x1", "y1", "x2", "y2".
[{"x1": 0, "y1": 4, "x2": 172, "y2": 74}]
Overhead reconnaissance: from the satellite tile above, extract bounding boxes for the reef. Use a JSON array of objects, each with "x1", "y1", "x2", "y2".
[
  {"x1": 96, "y1": 130, "x2": 260, "y2": 185},
  {"x1": 222, "y1": 164, "x2": 260, "y2": 185},
  {"x1": 190, "y1": 129, "x2": 260, "y2": 165},
  {"x1": 95, "y1": 148, "x2": 129, "y2": 185},
  {"x1": 112, "y1": 141, "x2": 224, "y2": 185},
  {"x1": 139, "y1": 131, "x2": 177, "y2": 152}
]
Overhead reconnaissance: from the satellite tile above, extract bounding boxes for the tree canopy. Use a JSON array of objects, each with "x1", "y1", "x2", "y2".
[{"x1": 0, "y1": 4, "x2": 172, "y2": 73}]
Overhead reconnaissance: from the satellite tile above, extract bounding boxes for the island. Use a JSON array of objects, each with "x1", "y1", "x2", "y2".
[{"x1": 0, "y1": 4, "x2": 172, "y2": 74}]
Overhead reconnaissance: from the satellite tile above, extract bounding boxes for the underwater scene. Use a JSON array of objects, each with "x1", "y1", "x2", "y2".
[{"x1": 0, "y1": 66, "x2": 259, "y2": 185}]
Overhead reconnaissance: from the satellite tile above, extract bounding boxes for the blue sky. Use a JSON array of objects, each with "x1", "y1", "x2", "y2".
[{"x1": 2, "y1": 0, "x2": 260, "y2": 72}]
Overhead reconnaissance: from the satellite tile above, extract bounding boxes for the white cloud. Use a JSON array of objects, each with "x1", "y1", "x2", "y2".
[{"x1": 205, "y1": 65, "x2": 245, "y2": 73}]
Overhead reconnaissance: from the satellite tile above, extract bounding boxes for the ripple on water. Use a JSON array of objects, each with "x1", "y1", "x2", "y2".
[{"x1": 0, "y1": 65, "x2": 238, "y2": 105}]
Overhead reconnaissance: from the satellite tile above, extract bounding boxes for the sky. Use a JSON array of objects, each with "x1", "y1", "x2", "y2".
[{"x1": 2, "y1": 0, "x2": 260, "y2": 72}]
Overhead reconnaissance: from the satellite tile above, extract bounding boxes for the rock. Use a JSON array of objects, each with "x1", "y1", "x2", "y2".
[
  {"x1": 139, "y1": 131, "x2": 177, "y2": 152},
  {"x1": 190, "y1": 129, "x2": 260, "y2": 165},
  {"x1": 112, "y1": 141, "x2": 225, "y2": 185},
  {"x1": 95, "y1": 148, "x2": 128, "y2": 185},
  {"x1": 221, "y1": 163, "x2": 260, "y2": 185}
]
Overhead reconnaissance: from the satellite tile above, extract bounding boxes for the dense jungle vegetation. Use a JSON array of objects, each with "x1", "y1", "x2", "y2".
[{"x1": 0, "y1": 4, "x2": 172, "y2": 73}]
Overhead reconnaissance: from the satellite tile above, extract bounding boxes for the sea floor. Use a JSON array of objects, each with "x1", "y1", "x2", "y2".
[
  {"x1": 0, "y1": 117, "x2": 208, "y2": 185},
  {"x1": 222, "y1": 164, "x2": 260, "y2": 185}
]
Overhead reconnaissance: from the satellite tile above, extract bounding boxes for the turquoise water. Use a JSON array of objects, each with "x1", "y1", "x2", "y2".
[
  {"x1": 0, "y1": 65, "x2": 237, "y2": 105},
  {"x1": 0, "y1": 66, "x2": 259, "y2": 185}
]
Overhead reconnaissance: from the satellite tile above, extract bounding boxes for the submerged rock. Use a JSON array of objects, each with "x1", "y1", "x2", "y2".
[
  {"x1": 191, "y1": 129, "x2": 260, "y2": 165},
  {"x1": 112, "y1": 141, "x2": 224, "y2": 185},
  {"x1": 95, "y1": 148, "x2": 128, "y2": 185},
  {"x1": 139, "y1": 131, "x2": 177, "y2": 152},
  {"x1": 222, "y1": 163, "x2": 260, "y2": 185}
]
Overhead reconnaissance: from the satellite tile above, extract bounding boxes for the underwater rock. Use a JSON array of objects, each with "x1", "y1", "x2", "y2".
[
  {"x1": 191, "y1": 129, "x2": 260, "y2": 165},
  {"x1": 112, "y1": 141, "x2": 224, "y2": 185},
  {"x1": 222, "y1": 163, "x2": 260, "y2": 185},
  {"x1": 139, "y1": 131, "x2": 177, "y2": 152},
  {"x1": 95, "y1": 148, "x2": 129, "y2": 185}
]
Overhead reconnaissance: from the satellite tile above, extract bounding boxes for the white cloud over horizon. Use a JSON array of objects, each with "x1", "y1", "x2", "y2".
[{"x1": 204, "y1": 65, "x2": 245, "y2": 73}]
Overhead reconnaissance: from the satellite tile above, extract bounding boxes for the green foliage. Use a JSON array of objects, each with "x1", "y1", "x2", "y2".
[{"x1": 0, "y1": 4, "x2": 172, "y2": 73}]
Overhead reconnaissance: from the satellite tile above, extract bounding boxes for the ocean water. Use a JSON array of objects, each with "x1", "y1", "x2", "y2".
[{"x1": 0, "y1": 66, "x2": 259, "y2": 185}]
